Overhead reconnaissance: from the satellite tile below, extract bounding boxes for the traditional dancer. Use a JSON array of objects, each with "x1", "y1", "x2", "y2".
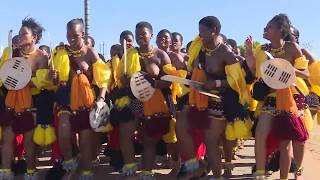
[
  {"x1": 285, "y1": 26, "x2": 320, "y2": 120},
  {"x1": 176, "y1": 16, "x2": 252, "y2": 180},
  {"x1": 0, "y1": 18, "x2": 53, "y2": 179},
  {"x1": 245, "y1": 14, "x2": 310, "y2": 180},
  {"x1": 108, "y1": 30, "x2": 142, "y2": 176},
  {"x1": 50, "y1": 18, "x2": 108, "y2": 179}
]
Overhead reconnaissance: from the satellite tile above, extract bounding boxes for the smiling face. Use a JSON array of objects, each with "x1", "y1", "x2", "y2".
[
  {"x1": 135, "y1": 27, "x2": 152, "y2": 47},
  {"x1": 67, "y1": 24, "x2": 84, "y2": 48},
  {"x1": 156, "y1": 32, "x2": 172, "y2": 50}
]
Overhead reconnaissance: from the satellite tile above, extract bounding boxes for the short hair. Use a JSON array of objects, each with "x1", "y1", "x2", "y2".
[
  {"x1": 39, "y1": 45, "x2": 50, "y2": 54},
  {"x1": 110, "y1": 44, "x2": 123, "y2": 58},
  {"x1": 172, "y1": 32, "x2": 183, "y2": 43},
  {"x1": 186, "y1": 41, "x2": 193, "y2": 53},
  {"x1": 136, "y1": 21, "x2": 153, "y2": 34},
  {"x1": 67, "y1": 18, "x2": 84, "y2": 31},
  {"x1": 227, "y1": 39, "x2": 237, "y2": 49},
  {"x1": 270, "y1": 14, "x2": 292, "y2": 39},
  {"x1": 199, "y1": 16, "x2": 221, "y2": 34},
  {"x1": 84, "y1": 35, "x2": 95, "y2": 47},
  {"x1": 22, "y1": 17, "x2": 44, "y2": 44},
  {"x1": 157, "y1": 29, "x2": 172, "y2": 39},
  {"x1": 12, "y1": 35, "x2": 20, "y2": 45},
  {"x1": 120, "y1": 30, "x2": 134, "y2": 41}
]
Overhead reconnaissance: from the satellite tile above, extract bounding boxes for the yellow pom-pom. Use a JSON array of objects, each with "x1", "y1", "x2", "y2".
[
  {"x1": 234, "y1": 120, "x2": 248, "y2": 139},
  {"x1": 96, "y1": 122, "x2": 113, "y2": 133},
  {"x1": 44, "y1": 125, "x2": 57, "y2": 145},
  {"x1": 303, "y1": 109, "x2": 313, "y2": 133},
  {"x1": 225, "y1": 123, "x2": 236, "y2": 141},
  {"x1": 33, "y1": 125, "x2": 45, "y2": 146},
  {"x1": 244, "y1": 118, "x2": 253, "y2": 129},
  {"x1": 104, "y1": 122, "x2": 113, "y2": 133},
  {"x1": 115, "y1": 96, "x2": 131, "y2": 108},
  {"x1": 162, "y1": 118, "x2": 177, "y2": 143}
]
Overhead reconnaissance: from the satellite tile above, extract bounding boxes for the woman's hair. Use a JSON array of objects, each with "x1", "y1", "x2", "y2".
[
  {"x1": 120, "y1": 30, "x2": 134, "y2": 40},
  {"x1": 270, "y1": 14, "x2": 292, "y2": 39},
  {"x1": 22, "y1": 17, "x2": 45, "y2": 44},
  {"x1": 84, "y1": 35, "x2": 95, "y2": 47},
  {"x1": 199, "y1": 16, "x2": 221, "y2": 34},
  {"x1": 67, "y1": 18, "x2": 84, "y2": 31},
  {"x1": 157, "y1": 29, "x2": 172, "y2": 39},
  {"x1": 39, "y1": 45, "x2": 50, "y2": 54},
  {"x1": 172, "y1": 32, "x2": 183, "y2": 44},
  {"x1": 136, "y1": 21, "x2": 153, "y2": 34},
  {"x1": 110, "y1": 44, "x2": 123, "y2": 58}
]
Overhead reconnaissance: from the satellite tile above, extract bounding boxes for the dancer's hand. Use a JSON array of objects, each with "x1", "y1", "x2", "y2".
[
  {"x1": 244, "y1": 35, "x2": 256, "y2": 74},
  {"x1": 245, "y1": 35, "x2": 254, "y2": 56},
  {"x1": 49, "y1": 69, "x2": 58, "y2": 80}
]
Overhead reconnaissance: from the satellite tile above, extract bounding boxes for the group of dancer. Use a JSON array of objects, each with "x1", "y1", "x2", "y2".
[{"x1": 0, "y1": 13, "x2": 319, "y2": 180}]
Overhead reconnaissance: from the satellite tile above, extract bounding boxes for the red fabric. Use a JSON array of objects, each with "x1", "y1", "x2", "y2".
[
  {"x1": 12, "y1": 111, "x2": 35, "y2": 134},
  {"x1": 190, "y1": 129, "x2": 206, "y2": 160},
  {"x1": 51, "y1": 108, "x2": 62, "y2": 162},
  {"x1": 14, "y1": 134, "x2": 25, "y2": 159},
  {"x1": 188, "y1": 107, "x2": 210, "y2": 129},
  {"x1": 197, "y1": 143, "x2": 206, "y2": 160},
  {"x1": 265, "y1": 94, "x2": 307, "y2": 156},
  {"x1": 266, "y1": 132, "x2": 280, "y2": 156},
  {"x1": 109, "y1": 127, "x2": 120, "y2": 150},
  {"x1": 143, "y1": 116, "x2": 171, "y2": 140},
  {"x1": 272, "y1": 112, "x2": 309, "y2": 142},
  {"x1": 69, "y1": 110, "x2": 91, "y2": 132},
  {"x1": 180, "y1": 129, "x2": 206, "y2": 161},
  {"x1": 0, "y1": 109, "x2": 14, "y2": 126}
]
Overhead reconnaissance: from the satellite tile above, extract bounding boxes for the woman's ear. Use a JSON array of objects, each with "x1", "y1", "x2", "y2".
[{"x1": 33, "y1": 34, "x2": 38, "y2": 43}]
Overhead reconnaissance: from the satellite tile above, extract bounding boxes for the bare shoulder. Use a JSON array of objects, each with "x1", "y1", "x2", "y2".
[
  {"x1": 285, "y1": 41, "x2": 303, "y2": 59},
  {"x1": 285, "y1": 41, "x2": 299, "y2": 50},
  {"x1": 86, "y1": 46, "x2": 100, "y2": 63},
  {"x1": 220, "y1": 43, "x2": 238, "y2": 65},
  {"x1": 155, "y1": 48, "x2": 171, "y2": 65},
  {"x1": 36, "y1": 49, "x2": 49, "y2": 69},
  {"x1": 302, "y1": 48, "x2": 317, "y2": 63},
  {"x1": 154, "y1": 47, "x2": 166, "y2": 57},
  {"x1": 169, "y1": 51, "x2": 183, "y2": 61}
]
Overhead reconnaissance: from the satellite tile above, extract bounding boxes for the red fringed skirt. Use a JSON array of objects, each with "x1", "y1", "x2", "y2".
[
  {"x1": 143, "y1": 113, "x2": 171, "y2": 140},
  {"x1": 70, "y1": 108, "x2": 91, "y2": 132},
  {"x1": 0, "y1": 108, "x2": 35, "y2": 134}
]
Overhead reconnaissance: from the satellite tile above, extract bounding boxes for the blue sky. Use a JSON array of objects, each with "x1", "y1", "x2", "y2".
[{"x1": 1, "y1": 0, "x2": 319, "y2": 58}]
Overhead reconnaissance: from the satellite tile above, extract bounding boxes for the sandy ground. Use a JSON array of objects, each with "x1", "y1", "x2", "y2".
[{"x1": 11, "y1": 123, "x2": 320, "y2": 180}]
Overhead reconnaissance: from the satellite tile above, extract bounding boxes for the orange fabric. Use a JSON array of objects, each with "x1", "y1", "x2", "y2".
[
  {"x1": 70, "y1": 74, "x2": 94, "y2": 111},
  {"x1": 5, "y1": 87, "x2": 32, "y2": 113},
  {"x1": 189, "y1": 68, "x2": 208, "y2": 109},
  {"x1": 276, "y1": 88, "x2": 298, "y2": 113},
  {"x1": 143, "y1": 89, "x2": 169, "y2": 116}
]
